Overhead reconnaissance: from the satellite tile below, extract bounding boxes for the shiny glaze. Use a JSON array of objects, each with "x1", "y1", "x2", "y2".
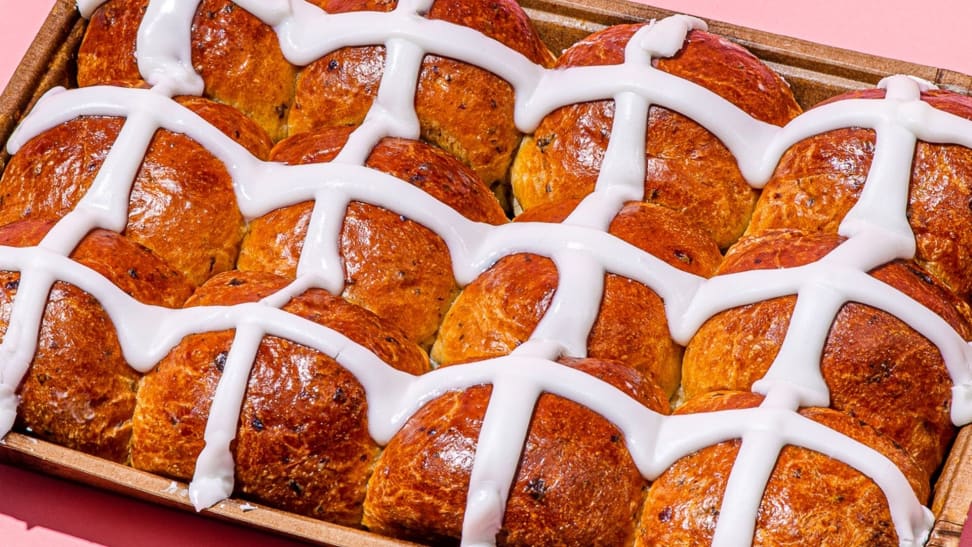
[{"x1": 1, "y1": 2, "x2": 970, "y2": 545}]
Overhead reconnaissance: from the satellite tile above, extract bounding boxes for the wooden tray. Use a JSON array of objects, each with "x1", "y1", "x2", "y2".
[{"x1": 1, "y1": 0, "x2": 970, "y2": 545}]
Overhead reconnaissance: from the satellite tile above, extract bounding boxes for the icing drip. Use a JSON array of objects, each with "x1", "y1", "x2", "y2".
[
  {"x1": 3, "y1": 2, "x2": 968, "y2": 544},
  {"x1": 0, "y1": 267, "x2": 55, "y2": 435},
  {"x1": 460, "y1": 376, "x2": 540, "y2": 545},
  {"x1": 137, "y1": 0, "x2": 205, "y2": 96},
  {"x1": 189, "y1": 321, "x2": 264, "y2": 509},
  {"x1": 711, "y1": 395, "x2": 792, "y2": 546}
]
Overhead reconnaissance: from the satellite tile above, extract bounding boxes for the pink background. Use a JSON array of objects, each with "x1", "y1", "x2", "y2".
[
  {"x1": 648, "y1": 0, "x2": 972, "y2": 76},
  {"x1": 1, "y1": 0, "x2": 971, "y2": 545},
  {"x1": 4, "y1": 0, "x2": 972, "y2": 88}
]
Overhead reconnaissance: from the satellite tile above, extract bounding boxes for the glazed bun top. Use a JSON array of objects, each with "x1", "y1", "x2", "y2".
[
  {"x1": 4, "y1": 3, "x2": 972, "y2": 546},
  {"x1": 510, "y1": 24, "x2": 802, "y2": 248},
  {"x1": 749, "y1": 87, "x2": 972, "y2": 300}
]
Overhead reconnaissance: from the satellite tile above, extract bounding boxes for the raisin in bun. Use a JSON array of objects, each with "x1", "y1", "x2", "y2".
[
  {"x1": 636, "y1": 390, "x2": 929, "y2": 546},
  {"x1": 77, "y1": 0, "x2": 297, "y2": 141},
  {"x1": 131, "y1": 270, "x2": 429, "y2": 525},
  {"x1": 748, "y1": 88, "x2": 972, "y2": 300},
  {"x1": 238, "y1": 125, "x2": 507, "y2": 350},
  {"x1": 431, "y1": 198, "x2": 722, "y2": 398},
  {"x1": 288, "y1": 0, "x2": 556, "y2": 205},
  {"x1": 363, "y1": 356, "x2": 669, "y2": 545},
  {"x1": 681, "y1": 229, "x2": 972, "y2": 483},
  {"x1": 511, "y1": 25, "x2": 802, "y2": 248},
  {"x1": 2, "y1": 219, "x2": 193, "y2": 463},
  {"x1": 0, "y1": 95, "x2": 271, "y2": 287}
]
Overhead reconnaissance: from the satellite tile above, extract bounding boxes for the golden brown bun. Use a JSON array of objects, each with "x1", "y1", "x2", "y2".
[
  {"x1": 431, "y1": 199, "x2": 722, "y2": 397},
  {"x1": 75, "y1": 0, "x2": 144, "y2": 85},
  {"x1": 511, "y1": 26, "x2": 802, "y2": 248},
  {"x1": 0, "y1": 96, "x2": 271, "y2": 287},
  {"x1": 8, "y1": 6, "x2": 956, "y2": 545},
  {"x1": 288, "y1": 0, "x2": 555, "y2": 203},
  {"x1": 131, "y1": 270, "x2": 429, "y2": 525},
  {"x1": 681, "y1": 229, "x2": 972, "y2": 482},
  {"x1": 3, "y1": 220, "x2": 193, "y2": 463},
  {"x1": 363, "y1": 356, "x2": 669, "y2": 545},
  {"x1": 748, "y1": 88, "x2": 972, "y2": 299},
  {"x1": 238, "y1": 126, "x2": 507, "y2": 350},
  {"x1": 636, "y1": 391, "x2": 929, "y2": 547},
  {"x1": 77, "y1": 0, "x2": 297, "y2": 141}
]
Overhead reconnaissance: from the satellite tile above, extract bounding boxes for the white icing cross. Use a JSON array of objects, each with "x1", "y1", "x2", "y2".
[{"x1": 0, "y1": 2, "x2": 968, "y2": 545}]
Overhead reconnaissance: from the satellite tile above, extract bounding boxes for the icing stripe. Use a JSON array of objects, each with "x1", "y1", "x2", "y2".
[{"x1": 5, "y1": 3, "x2": 969, "y2": 544}]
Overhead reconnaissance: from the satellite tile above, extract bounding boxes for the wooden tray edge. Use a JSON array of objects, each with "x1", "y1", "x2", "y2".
[
  {"x1": 521, "y1": 0, "x2": 972, "y2": 107},
  {"x1": 0, "y1": 0, "x2": 970, "y2": 546},
  {"x1": 0, "y1": 432, "x2": 419, "y2": 547},
  {"x1": 0, "y1": 0, "x2": 84, "y2": 173}
]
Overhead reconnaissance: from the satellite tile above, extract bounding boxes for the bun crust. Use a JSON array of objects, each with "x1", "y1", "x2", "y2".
[
  {"x1": 3, "y1": 3, "x2": 969, "y2": 546},
  {"x1": 78, "y1": 0, "x2": 297, "y2": 141},
  {"x1": 238, "y1": 126, "x2": 507, "y2": 349},
  {"x1": 681, "y1": 229, "x2": 972, "y2": 481},
  {"x1": 432, "y1": 199, "x2": 722, "y2": 397},
  {"x1": 289, "y1": 0, "x2": 555, "y2": 201},
  {"x1": 4, "y1": 220, "x2": 192, "y2": 463},
  {"x1": 748, "y1": 88, "x2": 972, "y2": 299},
  {"x1": 131, "y1": 270, "x2": 429, "y2": 524},
  {"x1": 0, "y1": 96, "x2": 271, "y2": 287},
  {"x1": 636, "y1": 391, "x2": 929, "y2": 547},
  {"x1": 510, "y1": 26, "x2": 802, "y2": 247},
  {"x1": 363, "y1": 357, "x2": 669, "y2": 545}
]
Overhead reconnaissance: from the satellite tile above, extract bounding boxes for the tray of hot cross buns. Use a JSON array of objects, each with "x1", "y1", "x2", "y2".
[{"x1": 2, "y1": 0, "x2": 972, "y2": 545}]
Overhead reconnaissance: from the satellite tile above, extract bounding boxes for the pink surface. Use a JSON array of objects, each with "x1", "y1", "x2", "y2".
[
  {"x1": 0, "y1": 513, "x2": 102, "y2": 547},
  {"x1": 646, "y1": 0, "x2": 972, "y2": 76},
  {"x1": 2, "y1": 0, "x2": 972, "y2": 89},
  {"x1": 0, "y1": 1, "x2": 53, "y2": 91},
  {"x1": 0, "y1": 462, "x2": 305, "y2": 547},
  {"x1": 1, "y1": 1, "x2": 972, "y2": 546}
]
